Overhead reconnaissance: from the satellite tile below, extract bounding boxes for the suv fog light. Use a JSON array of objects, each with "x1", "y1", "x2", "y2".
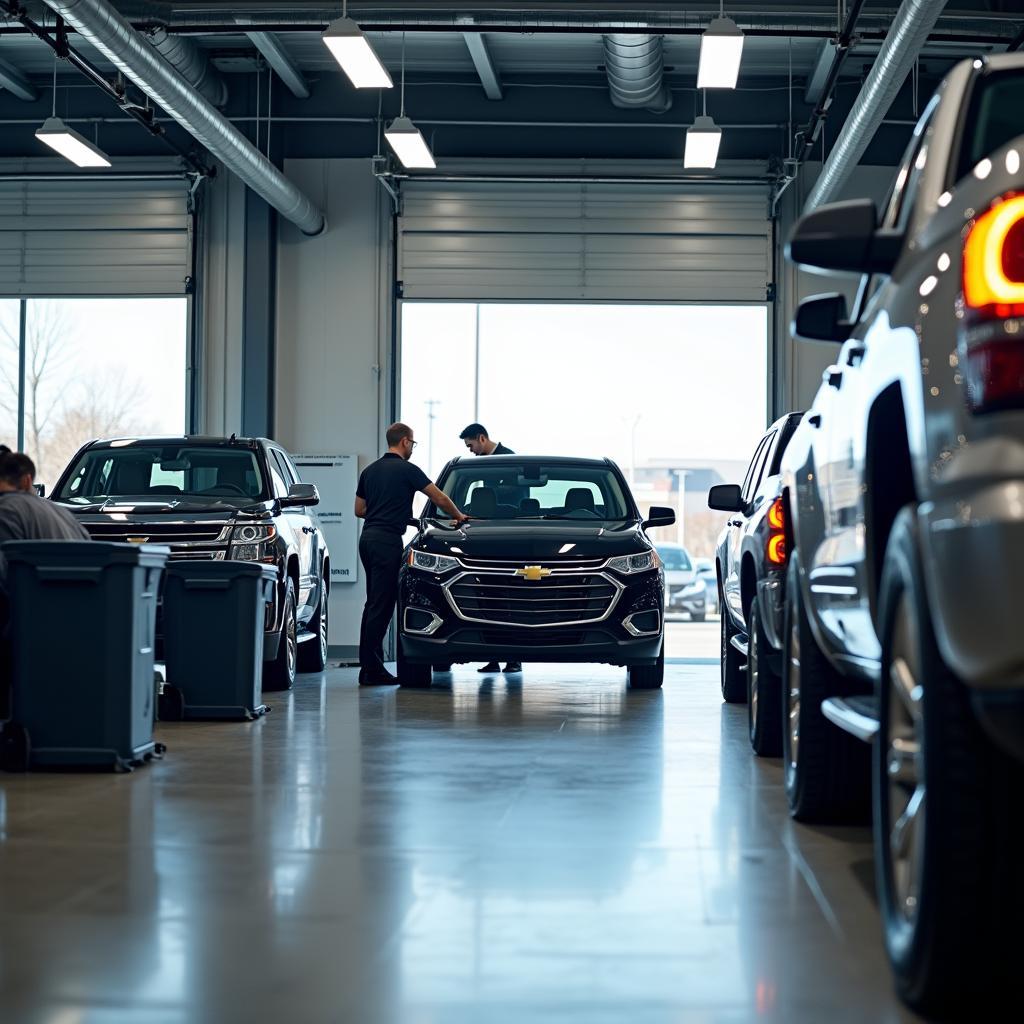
[
  {"x1": 404, "y1": 607, "x2": 444, "y2": 636},
  {"x1": 623, "y1": 609, "x2": 661, "y2": 636}
]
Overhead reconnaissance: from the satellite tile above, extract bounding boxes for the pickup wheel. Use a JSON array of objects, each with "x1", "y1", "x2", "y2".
[
  {"x1": 720, "y1": 593, "x2": 746, "y2": 703},
  {"x1": 397, "y1": 641, "x2": 432, "y2": 688},
  {"x1": 748, "y1": 602, "x2": 782, "y2": 757},
  {"x1": 782, "y1": 552, "x2": 870, "y2": 823},
  {"x1": 263, "y1": 579, "x2": 297, "y2": 692},
  {"x1": 876, "y1": 509, "x2": 1024, "y2": 1017},
  {"x1": 297, "y1": 576, "x2": 329, "y2": 673},
  {"x1": 628, "y1": 640, "x2": 664, "y2": 689}
]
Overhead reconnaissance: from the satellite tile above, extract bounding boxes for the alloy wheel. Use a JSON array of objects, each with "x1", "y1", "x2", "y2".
[
  {"x1": 286, "y1": 603, "x2": 297, "y2": 679},
  {"x1": 750, "y1": 624, "x2": 760, "y2": 730},
  {"x1": 319, "y1": 592, "x2": 329, "y2": 663},
  {"x1": 887, "y1": 592, "x2": 926, "y2": 925},
  {"x1": 787, "y1": 610, "x2": 801, "y2": 771}
]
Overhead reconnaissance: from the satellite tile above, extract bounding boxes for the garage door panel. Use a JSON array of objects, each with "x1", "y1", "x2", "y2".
[{"x1": 398, "y1": 180, "x2": 770, "y2": 302}]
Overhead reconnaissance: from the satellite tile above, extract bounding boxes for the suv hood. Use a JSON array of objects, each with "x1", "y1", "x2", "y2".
[
  {"x1": 415, "y1": 518, "x2": 649, "y2": 561},
  {"x1": 55, "y1": 500, "x2": 275, "y2": 522}
]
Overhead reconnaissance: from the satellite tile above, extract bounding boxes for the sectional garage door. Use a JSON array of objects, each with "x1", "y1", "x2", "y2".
[
  {"x1": 0, "y1": 175, "x2": 191, "y2": 297},
  {"x1": 397, "y1": 180, "x2": 772, "y2": 302}
]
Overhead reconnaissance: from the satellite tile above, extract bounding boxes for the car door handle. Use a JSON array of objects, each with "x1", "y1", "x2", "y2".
[
  {"x1": 808, "y1": 413, "x2": 823, "y2": 428},
  {"x1": 729, "y1": 518, "x2": 743, "y2": 527},
  {"x1": 846, "y1": 344, "x2": 866, "y2": 366}
]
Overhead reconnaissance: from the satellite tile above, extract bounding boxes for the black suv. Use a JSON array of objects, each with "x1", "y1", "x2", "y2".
[
  {"x1": 397, "y1": 455, "x2": 675, "y2": 689},
  {"x1": 50, "y1": 436, "x2": 330, "y2": 691}
]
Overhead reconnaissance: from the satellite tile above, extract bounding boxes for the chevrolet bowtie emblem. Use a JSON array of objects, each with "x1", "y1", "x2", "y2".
[
  {"x1": 127, "y1": 536, "x2": 149, "y2": 544},
  {"x1": 515, "y1": 565, "x2": 551, "y2": 581}
]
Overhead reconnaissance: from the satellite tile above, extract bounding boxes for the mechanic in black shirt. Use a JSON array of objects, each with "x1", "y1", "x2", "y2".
[
  {"x1": 354, "y1": 422, "x2": 468, "y2": 686},
  {"x1": 458, "y1": 423, "x2": 521, "y2": 675}
]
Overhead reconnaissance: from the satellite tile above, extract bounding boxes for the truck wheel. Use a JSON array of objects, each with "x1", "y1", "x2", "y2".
[
  {"x1": 628, "y1": 640, "x2": 664, "y2": 689},
  {"x1": 297, "y1": 576, "x2": 329, "y2": 673},
  {"x1": 782, "y1": 552, "x2": 870, "y2": 822},
  {"x1": 263, "y1": 580, "x2": 297, "y2": 692},
  {"x1": 876, "y1": 509, "x2": 1024, "y2": 1017},
  {"x1": 398, "y1": 641, "x2": 432, "y2": 688},
  {"x1": 748, "y1": 602, "x2": 782, "y2": 757},
  {"x1": 720, "y1": 592, "x2": 746, "y2": 703}
]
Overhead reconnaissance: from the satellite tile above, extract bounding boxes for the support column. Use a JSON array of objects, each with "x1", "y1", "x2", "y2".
[{"x1": 241, "y1": 187, "x2": 277, "y2": 437}]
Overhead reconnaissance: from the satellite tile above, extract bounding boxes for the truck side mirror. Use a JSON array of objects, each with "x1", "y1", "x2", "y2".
[
  {"x1": 708, "y1": 484, "x2": 743, "y2": 512},
  {"x1": 282, "y1": 483, "x2": 319, "y2": 507},
  {"x1": 793, "y1": 293, "x2": 851, "y2": 343}
]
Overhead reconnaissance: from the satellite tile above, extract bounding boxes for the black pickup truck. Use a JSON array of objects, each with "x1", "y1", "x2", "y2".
[{"x1": 49, "y1": 436, "x2": 330, "y2": 691}]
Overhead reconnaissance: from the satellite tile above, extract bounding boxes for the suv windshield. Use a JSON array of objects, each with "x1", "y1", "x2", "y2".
[
  {"x1": 54, "y1": 445, "x2": 268, "y2": 507},
  {"x1": 956, "y1": 69, "x2": 1024, "y2": 182},
  {"x1": 435, "y1": 462, "x2": 633, "y2": 521},
  {"x1": 657, "y1": 546, "x2": 692, "y2": 571}
]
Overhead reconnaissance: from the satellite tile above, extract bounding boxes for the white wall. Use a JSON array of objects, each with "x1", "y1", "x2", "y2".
[{"x1": 275, "y1": 159, "x2": 394, "y2": 651}]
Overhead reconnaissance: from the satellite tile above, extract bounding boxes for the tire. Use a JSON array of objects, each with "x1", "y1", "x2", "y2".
[
  {"x1": 397, "y1": 640, "x2": 432, "y2": 688},
  {"x1": 263, "y1": 579, "x2": 297, "y2": 692},
  {"x1": 628, "y1": 640, "x2": 665, "y2": 689},
  {"x1": 782, "y1": 553, "x2": 870, "y2": 823},
  {"x1": 748, "y1": 602, "x2": 783, "y2": 757},
  {"x1": 720, "y1": 591, "x2": 746, "y2": 703},
  {"x1": 875, "y1": 508, "x2": 1024, "y2": 1017},
  {"x1": 691, "y1": 612, "x2": 707, "y2": 623},
  {"x1": 297, "y1": 576, "x2": 329, "y2": 673},
  {"x1": 432, "y1": 662, "x2": 453, "y2": 673}
]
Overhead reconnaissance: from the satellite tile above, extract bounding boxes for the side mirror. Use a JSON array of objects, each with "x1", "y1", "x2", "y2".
[
  {"x1": 786, "y1": 198, "x2": 901, "y2": 275},
  {"x1": 281, "y1": 482, "x2": 319, "y2": 507},
  {"x1": 33, "y1": 484, "x2": 46, "y2": 497},
  {"x1": 708, "y1": 484, "x2": 743, "y2": 512},
  {"x1": 643, "y1": 505, "x2": 676, "y2": 529},
  {"x1": 793, "y1": 292, "x2": 851, "y2": 343}
]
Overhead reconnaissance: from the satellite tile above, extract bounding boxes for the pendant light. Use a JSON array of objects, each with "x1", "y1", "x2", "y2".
[
  {"x1": 697, "y1": 4, "x2": 745, "y2": 90},
  {"x1": 323, "y1": 0, "x2": 393, "y2": 89},
  {"x1": 384, "y1": 34, "x2": 435, "y2": 169},
  {"x1": 684, "y1": 93, "x2": 722, "y2": 169},
  {"x1": 36, "y1": 58, "x2": 110, "y2": 167}
]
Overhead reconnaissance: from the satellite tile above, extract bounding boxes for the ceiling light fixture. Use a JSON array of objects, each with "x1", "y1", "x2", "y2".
[
  {"x1": 697, "y1": 8, "x2": 745, "y2": 90},
  {"x1": 322, "y1": 0, "x2": 392, "y2": 89},
  {"x1": 684, "y1": 111, "x2": 722, "y2": 169},
  {"x1": 35, "y1": 59, "x2": 110, "y2": 167},
  {"x1": 385, "y1": 34, "x2": 436, "y2": 169}
]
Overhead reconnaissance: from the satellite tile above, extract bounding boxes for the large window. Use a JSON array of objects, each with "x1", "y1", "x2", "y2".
[{"x1": 0, "y1": 298, "x2": 188, "y2": 488}]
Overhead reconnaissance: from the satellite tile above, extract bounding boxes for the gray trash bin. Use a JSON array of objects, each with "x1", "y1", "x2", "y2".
[
  {"x1": 160, "y1": 561, "x2": 278, "y2": 721},
  {"x1": 0, "y1": 540, "x2": 168, "y2": 772}
]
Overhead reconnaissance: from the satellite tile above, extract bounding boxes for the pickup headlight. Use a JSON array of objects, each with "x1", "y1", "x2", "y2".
[
  {"x1": 607, "y1": 551, "x2": 658, "y2": 575},
  {"x1": 408, "y1": 549, "x2": 460, "y2": 574},
  {"x1": 230, "y1": 523, "x2": 278, "y2": 561}
]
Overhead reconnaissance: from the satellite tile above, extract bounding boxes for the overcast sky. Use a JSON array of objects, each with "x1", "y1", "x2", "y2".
[{"x1": 400, "y1": 303, "x2": 769, "y2": 482}]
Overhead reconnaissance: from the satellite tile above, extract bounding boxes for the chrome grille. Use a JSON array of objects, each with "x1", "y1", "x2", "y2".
[
  {"x1": 456, "y1": 555, "x2": 607, "y2": 571},
  {"x1": 84, "y1": 522, "x2": 231, "y2": 545},
  {"x1": 445, "y1": 571, "x2": 622, "y2": 628}
]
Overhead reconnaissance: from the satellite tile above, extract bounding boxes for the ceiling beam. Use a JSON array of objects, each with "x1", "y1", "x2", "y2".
[
  {"x1": 235, "y1": 17, "x2": 310, "y2": 99},
  {"x1": 804, "y1": 39, "x2": 836, "y2": 104},
  {"x1": 462, "y1": 31, "x2": 503, "y2": 100},
  {"x1": 0, "y1": 53, "x2": 38, "y2": 101}
]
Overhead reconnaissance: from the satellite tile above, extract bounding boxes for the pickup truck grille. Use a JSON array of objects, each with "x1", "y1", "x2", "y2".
[
  {"x1": 445, "y1": 571, "x2": 622, "y2": 628},
  {"x1": 84, "y1": 523, "x2": 232, "y2": 545}
]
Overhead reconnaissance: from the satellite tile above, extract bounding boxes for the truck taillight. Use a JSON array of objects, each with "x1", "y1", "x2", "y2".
[
  {"x1": 766, "y1": 498, "x2": 787, "y2": 566},
  {"x1": 962, "y1": 195, "x2": 1024, "y2": 414}
]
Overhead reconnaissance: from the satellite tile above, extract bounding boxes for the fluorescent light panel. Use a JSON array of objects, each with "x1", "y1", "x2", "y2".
[
  {"x1": 697, "y1": 17, "x2": 745, "y2": 89},
  {"x1": 385, "y1": 116, "x2": 436, "y2": 169},
  {"x1": 35, "y1": 116, "x2": 111, "y2": 168},
  {"x1": 322, "y1": 17, "x2": 393, "y2": 89},
  {"x1": 684, "y1": 115, "x2": 722, "y2": 169}
]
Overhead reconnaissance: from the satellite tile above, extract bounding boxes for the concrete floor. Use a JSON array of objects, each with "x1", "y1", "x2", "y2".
[{"x1": 0, "y1": 663, "x2": 916, "y2": 1024}]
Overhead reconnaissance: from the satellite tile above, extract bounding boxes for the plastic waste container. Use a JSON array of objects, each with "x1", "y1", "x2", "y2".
[
  {"x1": 0, "y1": 540, "x2": 168, "y2": 772},
  {"x1": 160, "y1": 560, "x2": 278, "y2": 721}
]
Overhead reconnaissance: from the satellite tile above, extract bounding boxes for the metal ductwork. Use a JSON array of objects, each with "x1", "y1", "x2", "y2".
[
  {"x1": 602, "y1": 34, "x2": 672, "y2": 114},
  {"x1": 41, "y1": 0, "x2": 325, "y2": 236},
  {"x1": 147, "y1": 25, "x2": 228, "y2": 108},
  {"x1": 804, "y1": 0, "x2": 949, "y2": 211}
]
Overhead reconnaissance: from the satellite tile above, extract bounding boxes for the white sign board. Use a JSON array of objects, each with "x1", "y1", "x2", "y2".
[{"x1": 291, "y1": 454, "x2": 359, "y2": 586}]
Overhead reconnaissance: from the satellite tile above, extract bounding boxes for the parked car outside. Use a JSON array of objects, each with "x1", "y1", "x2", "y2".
[
  {"x1": 50, "y1": 436, "x2": 330, "y2": 691},
  {"x1": 711, "y1": 413, "x2": 803, "y2": 757},
  {"x1": 658, "y1": 542, "x2": 705, "y2": 621},
  {"x1": 693, "y1": 557, "x2": 719, "y2": 614},
  {"x1": 780, "y1": 54, "x2": 1024, "y2": 1016},
  {"x1": 397, "y1": 455, "x2": 675, "y2": 689}
]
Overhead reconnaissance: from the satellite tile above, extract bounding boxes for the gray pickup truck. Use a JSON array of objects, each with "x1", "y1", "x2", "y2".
[{"x1": 780, "y1": 54, "x2": 1024, "y2": 1018}]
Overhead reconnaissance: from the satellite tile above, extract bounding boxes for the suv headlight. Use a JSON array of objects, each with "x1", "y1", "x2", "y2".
[
  {"x1": 230, "y1": 523, "x2": 278, "y2": 561},
  {"x1": 408, "y1": 549, "x2": 460, "y2": 574},
  {"x1": 607, "y1": 551, "x2": 658, "y2": 574}
]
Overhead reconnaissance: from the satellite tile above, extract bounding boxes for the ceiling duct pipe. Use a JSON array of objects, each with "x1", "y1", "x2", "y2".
[
  {"x1": 146, "y1": 25, "x2": 228, "y2": 107},
  {"x1": 41, "y1": 0, "x2": 325, "y2": 236},
  {"x1": 804, "y1": 0, "x2": 948, "y2": 211},
  {"x1": 602, "y1": 34, "x2": 672, "y2": 113}
]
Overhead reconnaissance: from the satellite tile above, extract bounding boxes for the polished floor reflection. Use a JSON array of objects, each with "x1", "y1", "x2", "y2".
[{"x1": 0, "y1": 664, "x2": 916, "y2": 1023}]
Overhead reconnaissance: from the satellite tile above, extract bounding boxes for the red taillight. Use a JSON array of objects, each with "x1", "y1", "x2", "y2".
[
  {"x1": 965, "y1": 339, "x2": 1024, "y2": 413},
  {"x1": 963, "y1": 195, "x2": 1024, "y2": 319},
  {"x1": 766, "y1": 498, "x2": 787, "y2": 566},
  {"x1": 767, "y1": 497, "x2": 785, "y2": 531},
  {"x1": 767, "y1": 534, "x2": 787, "y2": 566}
]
